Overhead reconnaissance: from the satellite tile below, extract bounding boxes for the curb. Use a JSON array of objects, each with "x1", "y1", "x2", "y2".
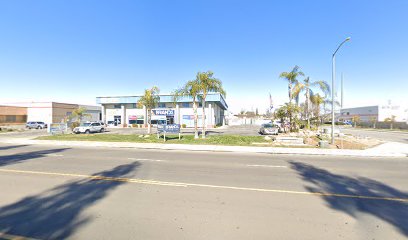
[{"x1": 1, "y1": 138, "x2": 406, "y2": 157}]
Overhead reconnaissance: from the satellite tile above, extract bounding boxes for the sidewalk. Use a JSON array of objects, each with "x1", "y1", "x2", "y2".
[{"x1": 1, "y1": 137, "x2": 407, "y2": 157}]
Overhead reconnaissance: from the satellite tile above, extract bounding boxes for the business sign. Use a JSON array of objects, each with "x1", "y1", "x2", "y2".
[
  {"x1": 182, "y1": 115, "x2": 194, "y2": 120},
  {"x1": 157, "y1": 124, "x2": 180, "y2": 133},
  {"x1": 48, "y1": 123, "x2": 68, "y2": 135},
  {"x1": 152, "y1": 109, "x2": 174, "y2": 116},
  {"x1": 129, "y1": 115, "x2": 144, "y2": 120}
]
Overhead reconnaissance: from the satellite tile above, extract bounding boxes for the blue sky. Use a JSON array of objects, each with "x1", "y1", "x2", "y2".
[{"x1": 1, "y1": 0, "x2": 407, "y2": 113}]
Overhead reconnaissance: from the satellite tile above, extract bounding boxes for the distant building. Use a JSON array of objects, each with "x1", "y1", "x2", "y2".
[
  {"x1": 96, "y1": 93, "x2": 227, "y2": 127},
  {"x1": 339, "y1": 104, "x2": 408, "y2": 122},
  {"x1": 0, "y1": 105, "x2": 27, "y2": 125},
  {"x1": 0, "y1": 102, "x2": 101, "y2": 125}
]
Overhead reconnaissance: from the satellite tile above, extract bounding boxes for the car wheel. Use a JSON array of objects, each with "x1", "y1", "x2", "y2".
[
  {"x1": 37, "y1": 126, "x2": 42, "y2": 129},
  {"x1": 85, "y1": 129, "x2": 90, "y2": 134},
  {"x1": 100, "y1": 128, "x2": 105, "y2": 133}
]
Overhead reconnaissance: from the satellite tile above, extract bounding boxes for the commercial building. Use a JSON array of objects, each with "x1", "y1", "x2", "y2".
[
  {"x1": 0, "y1": 105, "x2": 27, "y2": 125},
  {"x1": 0, "y1": 102, "x2": 101, "y2": 125},
  {"x1": 339, "y1": 104, "x2": 408, "y2": 123},
  {"x1": 96, "y1": 93, "x2": 228, "y2": 128}
]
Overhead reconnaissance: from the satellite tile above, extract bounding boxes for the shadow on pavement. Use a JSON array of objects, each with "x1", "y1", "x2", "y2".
[
  {"x1": 0, "y1": 162, "x2": 140, "y2": 239},
  {"x1": 0, "y1": 145, "x2": 28, "y2": 151},
  {"x1": 289, "y1": 161, "x2": 408, "y2": 237},
  {"x1": 0, "y1": 148, "x2": 70, "y2": 167}
]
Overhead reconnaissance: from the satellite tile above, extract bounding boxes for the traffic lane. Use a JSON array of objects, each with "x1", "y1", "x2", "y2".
[
  {"x1": 1, "y1": 143, "x2": 408, "y2": 193},
  {"x1": 341, "y1": 128, "x2": 408, "y2": 143},
  {"x1": 0, "y1": 168, "x2": 406, "y2": 240}
]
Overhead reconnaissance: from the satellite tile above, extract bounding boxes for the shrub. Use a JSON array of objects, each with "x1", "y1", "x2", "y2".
[
  {"x1": 181, "y1": 124, "x2": 187, "y2": 128},
  {"x1": 71, "y1": 122, "x2": 80, "y2": 130}
]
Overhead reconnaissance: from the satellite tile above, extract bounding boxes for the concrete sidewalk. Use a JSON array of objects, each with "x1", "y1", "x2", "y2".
[{"x1": 1, "y1": 137, "x2": 407, "y2": 157}]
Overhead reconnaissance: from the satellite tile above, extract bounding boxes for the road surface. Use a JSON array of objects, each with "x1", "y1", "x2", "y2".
[
  {"x1": 341, "y1": 127, "x2": 408, "y2": 143},
  {"x1": 0, "y1": 143, "x2": 407, "y2": 239}
]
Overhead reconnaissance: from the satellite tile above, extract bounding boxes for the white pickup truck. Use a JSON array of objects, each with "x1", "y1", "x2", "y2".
[{"x1": 73, "y1": 122, "x2": 104, "y2": 134}]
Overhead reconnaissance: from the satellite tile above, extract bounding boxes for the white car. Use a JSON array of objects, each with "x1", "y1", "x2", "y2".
[{"x1": 73, "y1": 122, "x2": 104, "y2": 134}]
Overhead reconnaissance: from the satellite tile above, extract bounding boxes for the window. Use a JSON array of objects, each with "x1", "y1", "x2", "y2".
[
  {"x1": 182, "y1": 102, "x2": 190, "y2": 108},
  {"x1": 158, "y1": 103, "x2": 166, "y2": 108},
  {"x1": 129, "y1": 103, "x2": 138, "y2": 109},
  {"x1": 198, "y1": 102, "x2": 202, "y2": 107},
  {"x1": 114, "y1": 104, "x2": 121, "y2": 109},
  {"x1": 6, "y1": 115, "x2": 16, "y2": 122}
]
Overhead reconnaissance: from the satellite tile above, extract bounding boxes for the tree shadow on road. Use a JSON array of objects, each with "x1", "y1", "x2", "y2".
[
  {"x1": 0, "y1": 162, "x2": 141, "y2": 239},
  {"x1": 0, "y1": 145, "x2": 28, "y2": 151},
  {"x1": 289, "y1": 161, "x2": 408, "y2": 237},
  {"x1": 0, "y1": 148, "x2": 70, "y2": 167}
]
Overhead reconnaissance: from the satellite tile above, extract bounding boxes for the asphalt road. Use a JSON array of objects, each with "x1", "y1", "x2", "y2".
[
  {"x1": 0, "y1": 143, "x2": 407, "y2": 239},
  {"x1": 341, "y1": 128, "x2": 408, "y2": 143}
]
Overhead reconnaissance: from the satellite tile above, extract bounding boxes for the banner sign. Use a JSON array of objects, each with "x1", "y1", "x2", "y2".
[
  {"x1": 157, "y1": 124, "x2": 180, "y2": 133},
  {"x1": 153, "y1": 109, "x2": 174, "y2": 116}
]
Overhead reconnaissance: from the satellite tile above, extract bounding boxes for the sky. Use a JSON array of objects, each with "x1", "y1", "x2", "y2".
[{"x1": 0, "y1": 0, "x2": 407, "y2": 113}]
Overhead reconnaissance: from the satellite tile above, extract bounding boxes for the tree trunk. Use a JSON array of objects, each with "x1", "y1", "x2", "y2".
[
  {"x1": 147, "y1": 110, "x2": 151, "y2": 134},
  {"x1": 288, "y1": 83, "x2": 292, "y2": 104},
  {"x1": 193, "y1": 101, "x2": 199, "y2": 139},
  {"x1": 306, "y1": 88, "x2": 310, "y2": 129},
  {"x1": 201, "y1": 98, "x2": 206, "y2": 139}
]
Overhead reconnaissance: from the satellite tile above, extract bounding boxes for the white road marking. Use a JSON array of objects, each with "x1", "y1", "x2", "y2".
[
  {"x1": 45, "y1": 154, "x2": 64, "y2": 157},
  {"x1": 246, "y1": 164, "x2": 287, "y2": 168},
  {"x1": 128, "y1": 158, "x2": 167, "y2": 162}
]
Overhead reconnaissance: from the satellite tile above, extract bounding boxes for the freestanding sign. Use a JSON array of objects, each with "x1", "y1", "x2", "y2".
[
  {"x1": 157, "y1": 124, "x2": 181, "y2": 141},
  {"x1": 48, "y1": 123, "x2": 68, "y2": 135}
]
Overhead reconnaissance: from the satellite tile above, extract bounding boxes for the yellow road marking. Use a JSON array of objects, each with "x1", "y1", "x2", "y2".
[
  {"x1": 1, "y1": 168, "x2": 407, "y2": 202},
  {"x1": 0, "y1": 232, "x2": 39, "y2": 240}
]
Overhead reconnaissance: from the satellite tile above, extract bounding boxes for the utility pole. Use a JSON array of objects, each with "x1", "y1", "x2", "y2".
[
  {"x1": 331, "y1": 37, "x2": 351, "y2": 144},
  {"x1": 341, "y1": 73, "x2": 344, "y2": 109}
]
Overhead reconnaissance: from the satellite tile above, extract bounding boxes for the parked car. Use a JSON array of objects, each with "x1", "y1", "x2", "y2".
[
  {"x1": 259, "y1": 123, "x2": 279, "y2": 135},
  {"x1": 26, "y1": 121, "x2": 47, "y2": 129},
  {"x1": 73, "y1": 122, "x2": 105, "y2": 134}
]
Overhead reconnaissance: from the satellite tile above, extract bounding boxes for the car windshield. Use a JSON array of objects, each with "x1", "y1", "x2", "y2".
[
  {"x1": 263, "y1": 124, "x2": 273, "y2": 128},
  {"x1": 80, "y1": 123, "x2": 91, "y2": 127}
]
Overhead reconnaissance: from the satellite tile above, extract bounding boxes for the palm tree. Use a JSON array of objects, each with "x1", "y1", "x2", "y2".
[
  {"x1": 310, "y1": 93, "x2": 325, "y2": 125},
  {"x1": 172, "y1": 80, "x2": 201, "y2": 139},
  {"x1": 293, "y1": 77, "x2": 330, "y2": 128},
  {"x1": 279, "y1": 66, "x2": 304, "y2": 104},
  {"x1": 137, "y1": 86, "x2": 160, "y2": 134},
  {"x1": 196, "y1": 71, "x2": 226, "y2": 139}
]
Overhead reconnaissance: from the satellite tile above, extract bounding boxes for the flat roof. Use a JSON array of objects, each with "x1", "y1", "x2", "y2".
[{"x1": 96, "y1": 93, "x2": 228, "y2": 110}]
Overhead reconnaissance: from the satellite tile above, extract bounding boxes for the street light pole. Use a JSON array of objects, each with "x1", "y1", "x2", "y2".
[{"x1": 331, "y1": 37, "x2": 350, "y2": 144}]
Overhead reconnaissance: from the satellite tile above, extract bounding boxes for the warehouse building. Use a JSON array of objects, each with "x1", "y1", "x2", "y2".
[
  {"x1": 0, "y1": 105, "x2": 27, "y2": 125},
  {"x1": 0, "y1": 102, "x2": 101, "y2": 125},
  {"x1": 339, "y1": 104, "x2": 408, "y2": 122},
  {"x1": 96, "y1": 93, "x2": 228, "y2": 128}
]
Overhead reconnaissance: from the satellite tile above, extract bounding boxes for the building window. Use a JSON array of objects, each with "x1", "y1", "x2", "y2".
[
  {"x1": 182, "y1": 102, "x2": 189, "y2": 108},
  {"x1": 129, "y1": 103, "x2": 138, "y2": 109},
  {"x1": 114, "y1": 104, "x2": 121, "y2": 109},
  {"x1": 198, "y1": 102, "x2": 203, "y2": 107},
  {"x1": 346, "y1": 112, "x2": 350, "y2": 115},
  {"x1": 158, "y1": 103, "x2": 166, "y2": 108}
]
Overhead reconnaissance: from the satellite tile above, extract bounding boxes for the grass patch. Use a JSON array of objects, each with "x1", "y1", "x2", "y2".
[{"x1": 36, "y1": 134, "x2": 272, "y2": 146}]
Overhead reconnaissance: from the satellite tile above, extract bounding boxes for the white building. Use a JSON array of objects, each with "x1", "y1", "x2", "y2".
[
  {"x1": 96, "y1": 93, "x2": 228, "y2": 128},
  {"x1": 339, "y1": 104, "x2": 408, "y2": 122}
]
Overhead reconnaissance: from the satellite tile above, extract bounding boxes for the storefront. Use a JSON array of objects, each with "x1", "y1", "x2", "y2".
[{"x1": 96, "y1": 93, "x2": 228, "y2": 128}]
